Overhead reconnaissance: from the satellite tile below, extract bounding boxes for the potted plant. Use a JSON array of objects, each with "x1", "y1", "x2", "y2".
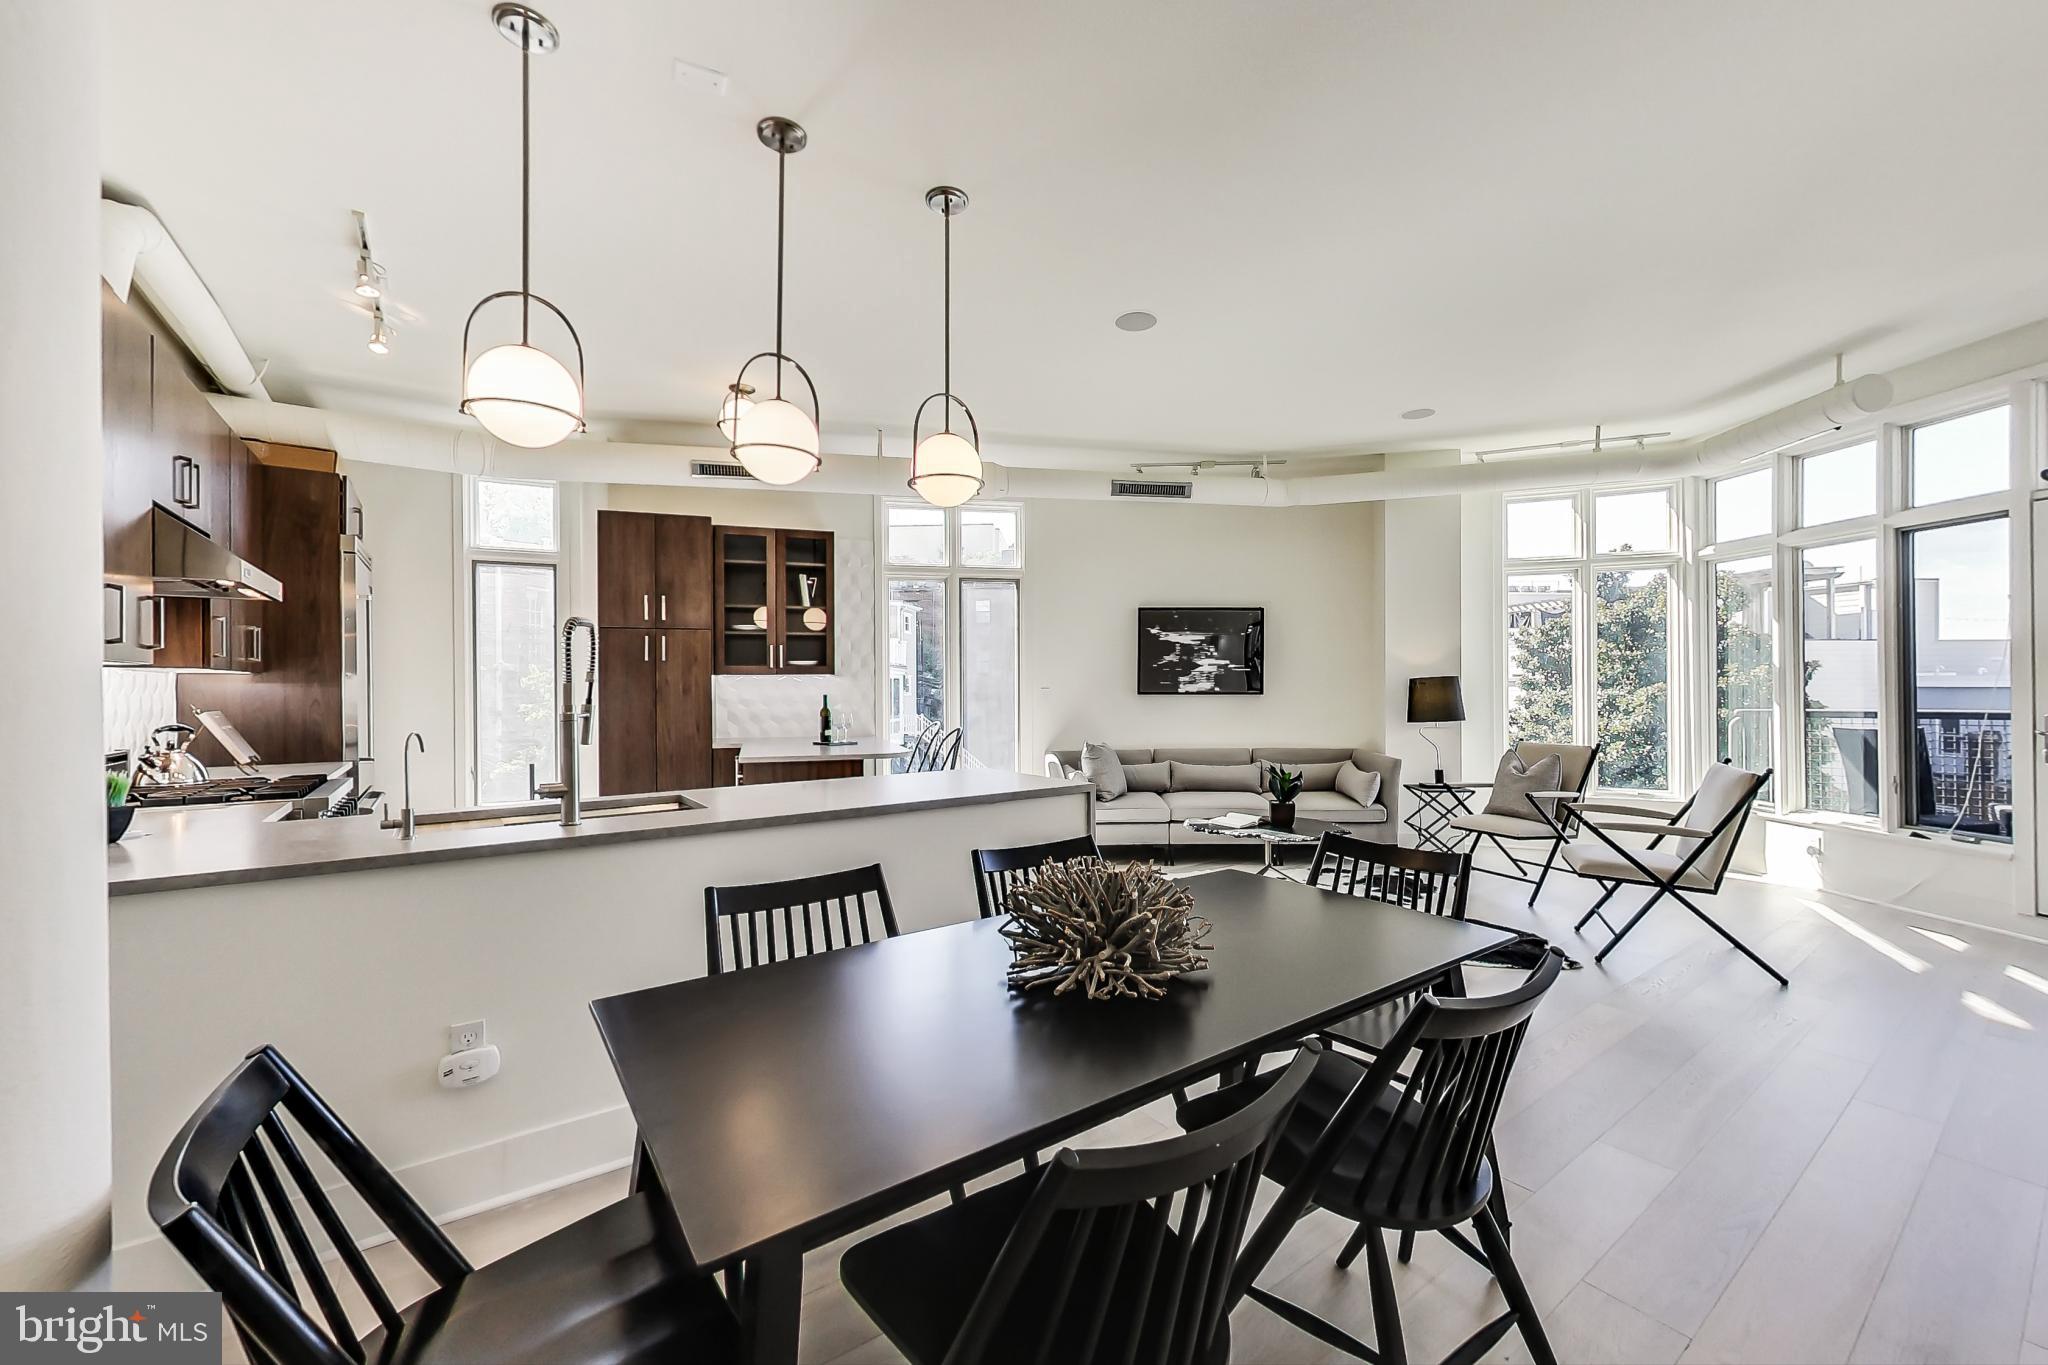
[
  {"x1": 1265, "y1": 763, "x2": 1303, "y2": 831},
  {"x1": 107, "y1": 768, "x2": 135, "y2": 844}
]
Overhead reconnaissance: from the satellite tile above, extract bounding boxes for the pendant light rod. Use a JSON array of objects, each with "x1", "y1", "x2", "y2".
[
  {"x1": 926, "y1": 186, "x2": 968, "y2": 433},
  {"x1": 520, "y1": 32, "x2": 531, "y2": 343},
  {"x1": 757, "y1": 117, "x2": 807, "y2": 402}
]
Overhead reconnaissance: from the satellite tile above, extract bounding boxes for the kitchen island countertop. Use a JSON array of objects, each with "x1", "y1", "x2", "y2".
[{"x1": 109, "y1": 770, "x2": 1087, "y2": 897}]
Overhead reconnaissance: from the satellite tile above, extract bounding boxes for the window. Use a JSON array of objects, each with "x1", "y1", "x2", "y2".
[
  {"x1": 885, "y1": 504, "x2": 948, "y2": 566},
  {"x1": 1506, "y1": 496, "x2": 1580, "y2": 559},
  {"x1": 471, "y1": 477, "x2": 559, "y2": 553},
  {"x1": 1594, "y1": 568, "x2": 1671, "y2": 790},
  {"x1": 1798, "y1": 441, "x2": 1877, "y2": 527},
  {"x1": 882, "y1": 501, "x2": 1025, "y2": 770},
  {"x1": 1902, "y1": 516, "x2": 2011, "y2": 839},
  {"x1": 467, "y1": 478, "x2": 563, "y2": 805},
  {"x1": 1595, "y1": 489, "x2": 1675, "y2": 555},
  {"x1": 886, "y1": 578, "x2": 946, "y2": 746},
  {"x1": 1505, "y1": 571, "x2": 1577, "y2": 745},
  {"x1": 959, "y1": 505, "x2": 1021, "y2": 567},
  {"x1": 1713, "y1": 555, "x2": 1776, "y2": 799},
  {"x1": 1712, "y1": 467, "x2": 1774, "y2": 543},
  {"x1": 1909, "y1": 405, "x2": 2009, "y2": 508},
  {"x1": 960, "y1": 580, "x2": 1019, "y2": 769},
  {"x1": 1799, "y1": 539, "x2": 1880, "y2": 815}
]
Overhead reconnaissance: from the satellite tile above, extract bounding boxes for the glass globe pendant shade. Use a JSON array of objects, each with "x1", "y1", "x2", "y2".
[
  {"x1": 909, "y1": 429, "x2": 983, "y2": 508},
  {"x1": 462, "y1": 342, "x2": 584, "y2": 449},
  {"x1": 732, "y1": 396, "x2": 821, "y2": 485},
  {"x1": 717, "y1": 386, "x2": 755, "y2": 441}
]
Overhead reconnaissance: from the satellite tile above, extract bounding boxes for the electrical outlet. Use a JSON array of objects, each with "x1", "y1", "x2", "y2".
[{"x1": 448, "y1": 1019, "x2": 486, "y2": 1052}]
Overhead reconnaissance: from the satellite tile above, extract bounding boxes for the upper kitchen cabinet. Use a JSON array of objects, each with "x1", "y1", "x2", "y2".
[
  {"x1": 100, "y1": 284, "x2": 158, "y2": 581},
  {"x1": 713, "y1": 526, "x2": 835, "y2": 675},
  {"x1": 597, "y1": 510, "x2": 711, "y2": 629},
  {"x1": 153, "y1": 346, "x2": 231, "y2": 540}
]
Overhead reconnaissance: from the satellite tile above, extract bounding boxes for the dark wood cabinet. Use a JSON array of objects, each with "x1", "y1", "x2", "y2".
[
  {"x1": 598, "y1": 627, "x2": 711, "y2": 794},
  {"x1": 598, "y1": 510, "x2": 711, "y2": 629},
  {"x1": 101, "y1": 284, "x2": 158, "y2": 583},
  {"x1": 714, "y1": 526, "x2": 835, "y2": 675}
]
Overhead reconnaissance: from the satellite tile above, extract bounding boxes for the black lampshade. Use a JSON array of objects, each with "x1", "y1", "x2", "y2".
[{"x1": 1407, "y1": 676, "x2": 1466, "y2": 725}]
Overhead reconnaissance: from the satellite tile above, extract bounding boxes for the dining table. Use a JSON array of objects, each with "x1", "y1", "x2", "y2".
[{"x1": 589, "y1": 866, "x2": 1517, "y2": 1364}]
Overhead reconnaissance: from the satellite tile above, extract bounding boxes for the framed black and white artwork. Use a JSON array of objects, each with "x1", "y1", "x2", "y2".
[{"x1": 1137, "y1": 607, "x2": 1265, "y2": 695}]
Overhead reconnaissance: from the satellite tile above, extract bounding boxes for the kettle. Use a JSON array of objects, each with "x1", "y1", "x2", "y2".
[{"x1": 135, "y1": 723, "x2": 210, "y2": 787}]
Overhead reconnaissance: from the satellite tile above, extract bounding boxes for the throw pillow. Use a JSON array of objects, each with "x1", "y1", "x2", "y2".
[
  {"x1": 1335, "y1": 762, "x2": 1382, "y2": 809},
  {"x1": 1080, "y1": 742, "x2": 1128, "y2": 802},
  {"x1": 1483, "y1": 748, "x2": 1563, "y2": 820},
  {"x1": 1124, "y1": 761, "x2": 1172, "y2": 793},
  {"x1": 1169, "y1": 762, "x2": 1264, "y2": 793},
  {"x1": 1293, "y1": 760, "x2": 1347, "y2": 791}
]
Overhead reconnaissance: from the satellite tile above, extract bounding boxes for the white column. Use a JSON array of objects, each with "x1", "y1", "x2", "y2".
[{"x1": 0, "y1": 1, "x2": 112, "y2": 1289}]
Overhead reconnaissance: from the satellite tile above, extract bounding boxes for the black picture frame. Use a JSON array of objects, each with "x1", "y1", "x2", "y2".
[{"x1": 1138, "y1": 607, "x2": 1265, "y2": 695}]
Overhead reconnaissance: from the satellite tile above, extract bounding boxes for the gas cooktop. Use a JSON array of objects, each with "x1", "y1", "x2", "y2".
[{"x1": 131, "y1": 774, "x2": 331, "y2": 807}]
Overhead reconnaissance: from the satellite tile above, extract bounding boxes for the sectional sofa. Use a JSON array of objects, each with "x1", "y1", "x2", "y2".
[{"x1": 1044, "y1": 745, "x2": 1402, "y2": 851}]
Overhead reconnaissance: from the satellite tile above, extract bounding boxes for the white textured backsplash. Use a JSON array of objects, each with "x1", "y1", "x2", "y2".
[
  {"x1": 103, "y1": 667, "x2": 176, "y2": 763},
  {"x1": 713, "y1": 539, "x2": 877, "y2": 739}
]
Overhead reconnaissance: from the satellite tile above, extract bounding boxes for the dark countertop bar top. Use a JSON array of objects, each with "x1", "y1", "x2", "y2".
[{"x1": 109, "y1": 770, "x2": 1089, "y2": 898}]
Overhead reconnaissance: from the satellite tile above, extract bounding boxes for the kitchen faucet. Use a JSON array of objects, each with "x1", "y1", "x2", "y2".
[
  {"x1": 534, "y1": 617, "x2": 597, "y2": 826},
  {"x1": 382, "y1": 732, "x2": 426, "y2": 839}
]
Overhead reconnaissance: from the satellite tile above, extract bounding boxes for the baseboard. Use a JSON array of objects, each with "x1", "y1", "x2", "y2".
[{"x1": 115, "y1": 1104, "x2": 636, "y2": 1290}]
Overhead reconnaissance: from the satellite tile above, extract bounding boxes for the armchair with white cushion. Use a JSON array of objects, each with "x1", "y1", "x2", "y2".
[{"x1": 1559, "y1": 761, "x2": 1782, "y2": 984}]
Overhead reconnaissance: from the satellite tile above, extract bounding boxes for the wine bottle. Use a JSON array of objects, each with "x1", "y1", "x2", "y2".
[{"x1": 819, "y1": 693, "x2": 832, "y2": 744}]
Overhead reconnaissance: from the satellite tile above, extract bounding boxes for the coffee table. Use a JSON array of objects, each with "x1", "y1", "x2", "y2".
[{"x1": 1181, "y1": 814, "x2": 1343, "y2": 879}]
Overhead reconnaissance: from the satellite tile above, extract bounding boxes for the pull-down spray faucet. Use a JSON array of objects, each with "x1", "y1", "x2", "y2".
[{"x1": 534, "y1": 617, "x2": 597, "y2": 826}]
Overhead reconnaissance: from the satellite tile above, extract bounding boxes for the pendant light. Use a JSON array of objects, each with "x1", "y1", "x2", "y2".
[
  {"x1": 908, "y1": 186, "x2": 983, "y2": 508},
  {"x1": 459, "y1": 4, "x2": 586, "y2": 450},
  {"x1": 728, "y1": 117, "x2": 822, "y2": 486},
  {"x1": 716, "y1": 382, "x2": 754, "y2": 441}
]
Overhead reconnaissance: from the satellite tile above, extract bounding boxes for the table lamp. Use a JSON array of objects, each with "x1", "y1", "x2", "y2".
[{"x1": 1407, "y1": 675, "x2": 1465, "y2": 785}]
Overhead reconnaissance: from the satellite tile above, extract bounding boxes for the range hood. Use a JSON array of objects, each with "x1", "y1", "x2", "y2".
[{"x1": 146, "y1": 505, "x2": 282, "y2": 601}]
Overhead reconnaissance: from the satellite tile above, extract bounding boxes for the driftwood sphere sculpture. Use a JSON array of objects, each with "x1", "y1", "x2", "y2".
[{"x1": 1001, "y1": 857, "x2": 1213, "y2": 1000}]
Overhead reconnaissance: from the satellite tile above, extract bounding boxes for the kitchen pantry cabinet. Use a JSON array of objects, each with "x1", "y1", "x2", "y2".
[
  {"x1": 597, "y1": 510, "x2": 712, "y2": 629},
  {"x1": 597, "y1": 628, "x2": 712, "y2": 794},
  {"x1": 713, "y1": 526, "x2": 835, "y2": 675}
]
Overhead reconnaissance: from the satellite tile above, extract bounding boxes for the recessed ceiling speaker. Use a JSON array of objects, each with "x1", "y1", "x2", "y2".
[{"x1": 1114, "y1": 311, "x2": 1157, "y2": 332}]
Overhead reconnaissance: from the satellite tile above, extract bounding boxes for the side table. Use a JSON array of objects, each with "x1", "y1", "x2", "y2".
[{"x1": 1404, "y1": 782, "x2": 1477, "y2": 853}]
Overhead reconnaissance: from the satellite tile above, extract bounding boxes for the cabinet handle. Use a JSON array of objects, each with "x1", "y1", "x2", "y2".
[
  {"x1": 247, "y1": 625, "x2": 263, "y2": 663},
  {"x1": 660, "y1": 593, "x2": 668, "y2": 621},
  {"x1": 660, "y1": 635, "x2": 667, "y2": 663},
  {"x1": 191, "y1": 460, "x2": 202, "y2": 510},
  {"x1": 140, "y1": 597, "x2": 165, "y2": 650},
  {"x1": 643, "y1": 635, "x2": 650, "y2": 663},
  {"x1": 643, "y1": 593, "x2": 650, "y2": 621},
  {"x1": 214, "y1": 613, "x2": 229, "y2": 660},
  {"x1": 104, "y1": 584, "x2": 125, "y2": 645}
]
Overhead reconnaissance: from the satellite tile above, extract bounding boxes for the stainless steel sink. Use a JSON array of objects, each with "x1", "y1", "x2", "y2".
[{"x1": 408, "y1": 793, "x2": 703, "y2": 832}]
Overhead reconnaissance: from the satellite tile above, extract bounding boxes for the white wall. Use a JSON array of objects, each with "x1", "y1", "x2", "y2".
[
  {"x1": 1, "y1": 1, "x2": 112, "y2": 1289},
  {"x1": 1023, "y1": 498, "x2": 1385, "y2": 756},
  {"x1": 108, "y1": 788, "x2": 1090, "y2": 1290},
  {"x1": 1382, "y1": 494, "x2": 1463, "y2": 781},
  {"x1": 345, "y1": 460, "x2": 463, "y2": 810}
]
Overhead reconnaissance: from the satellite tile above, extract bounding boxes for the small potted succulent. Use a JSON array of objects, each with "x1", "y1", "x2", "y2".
[
  {"x1": 1265, "y1": 762, "x2": 1303, "y2": 831},
  {"x1": 107, "y1": 768, "x2": 135, "y2": 844}
]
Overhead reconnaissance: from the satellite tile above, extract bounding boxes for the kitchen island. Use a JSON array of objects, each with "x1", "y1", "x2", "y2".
[
  {"x1": 108, "y1": 769, "x2": 1091, "y2": 1290},
  {"x1": 719, "y1": 733, "x2": 910, "y2": 784}
]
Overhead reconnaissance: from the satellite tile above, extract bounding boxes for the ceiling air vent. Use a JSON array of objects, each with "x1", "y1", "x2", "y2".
[
  {"x1": 1110, "y1": 478, "x2": 1193, "y2": 500},
  {"x1": 691, "y1": 459, "x2": 757, "y2": 481}
]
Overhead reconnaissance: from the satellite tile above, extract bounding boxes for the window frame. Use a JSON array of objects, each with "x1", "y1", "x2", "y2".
[
  {"x1": 460, "y1": 475, "x2": 574, "y2": 807},
  {"x1": 876, "y1": 499, "x2": 1026, "y2": 771},
  {"x1": 1500, "y1": 484, "x2": 1685, "y2": 797}
]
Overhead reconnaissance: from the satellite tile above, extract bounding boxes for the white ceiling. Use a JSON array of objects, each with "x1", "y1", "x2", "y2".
[{"x1": 100, "y1": 0, "x2": 2048, "y2": 467}]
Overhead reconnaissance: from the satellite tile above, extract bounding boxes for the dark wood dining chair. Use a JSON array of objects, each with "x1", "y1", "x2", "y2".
[
  {"x1": 1305, "y1": 831, "x2": 1472, "y2": 1055},
  {"x1": 704, "y1": 863, "x2": 900, "y2": 974},
  {"x1": 150, "y1": 1045, "x2": 739, "y2": 1365},
  {"x1": 1178, "y1": 951, "x2": 1567, "y2": 1365},
  {"x1": 969, "y1": 834, "x2": 1103, "y2": 919},
  {"x1": 840, "y1": 1044, "x2": 1323, "y2": 1365},
  {"x1": 915, "y1": 727, "x2": 964, "y2": 772},
  {"x1": 900, "y1": 721, "x2": 941, "y2": 774}
]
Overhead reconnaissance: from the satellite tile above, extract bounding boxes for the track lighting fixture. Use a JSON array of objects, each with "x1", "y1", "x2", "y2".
[
  {"x1": 367, "y1": 303, "x2": 392, "y2": 355},
  {"x1": 350, "y1": 210, "x2": 385, "y2": 299}
]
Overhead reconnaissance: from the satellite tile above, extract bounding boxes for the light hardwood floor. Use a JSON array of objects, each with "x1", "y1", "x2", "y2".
[{"x1": 231, "y1": 853, "x2": 2048, "y2": 1365}]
